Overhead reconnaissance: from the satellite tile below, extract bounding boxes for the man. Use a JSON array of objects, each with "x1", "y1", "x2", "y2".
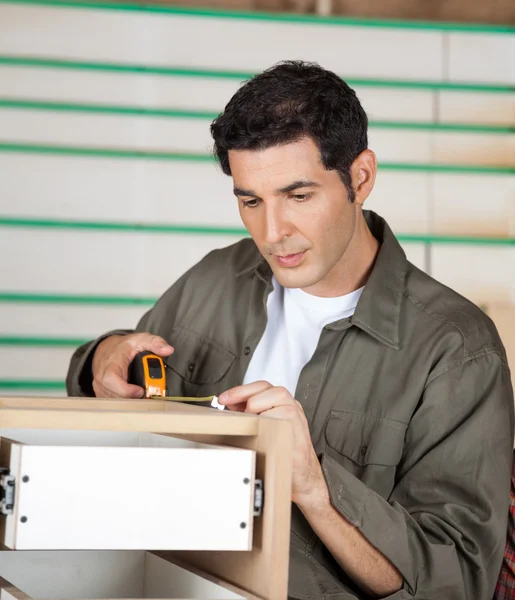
[{"x1": 67, "y1": 61, "x2": 514, "y2": 600}]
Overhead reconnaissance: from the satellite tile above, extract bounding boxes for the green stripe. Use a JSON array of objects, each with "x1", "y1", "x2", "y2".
[
  {"x1": 0, "y1": 292, "x2": 156, "y2": 305},
  {"x1": 397, "y1": 234, "x2": 515, "y2": 246},
  {"x1": 0, "y1": 336, "x2": 87, "y2": 347},
  {"x1": 371, "y1": 120, "x2": 514, "y2": 134},
  {"x1": 0, "y1": 56, "x2": 254, "y2": 80},
  {"x1": 1, "y1": 57, "x2": 513, "y2": 94},
  {"x1": 0, "y1": 143, "x2": 213, "y2": 162},
  {"x1": 1, "y1": 0, "x2": 514, "y2": 33},
  {"x1": 380, "y1": 163, "x2": 515, "y2": 175},
  {"x1": 0, "y1": 100, "x2": 220, "y2": 120},
  {"x1": 1, "y1": 100, "x2": 513, "y2": 134},
  {"x1": 1, "y1": 144, "x2": 514, "y2": 174},
  {"x1": 1, "y1": 217, "x2": 514, "y2": 246},
  {"x1": 0, "y1": 217, "x2": 247, "y2": 235},
  {"x1": 0, "y1": 379, "x2": 66, "y2": 390}
]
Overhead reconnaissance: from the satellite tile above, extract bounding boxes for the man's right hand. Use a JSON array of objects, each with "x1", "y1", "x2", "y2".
[{"x1": 92, "y1": 333, "x2": 174, "y2": 398}]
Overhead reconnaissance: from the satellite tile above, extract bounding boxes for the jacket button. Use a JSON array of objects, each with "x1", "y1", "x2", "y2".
[
  {"x1": 244, "y1": 347, "x2": 251, "y2": 356},
  {"x1": 360, "y1": 445, "x2": 368, "y2": 457},
  {"x1": 188, "y1": 363, "x2": 195, "y2": 372}
]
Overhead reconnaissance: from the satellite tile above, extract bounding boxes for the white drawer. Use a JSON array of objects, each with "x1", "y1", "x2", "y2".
[
  {"x1": 0, "y1": 429, "x2": 255, "y2": 551},
  {"x1": 0, "y1": 550, "x2": 249, "y2": 600}
]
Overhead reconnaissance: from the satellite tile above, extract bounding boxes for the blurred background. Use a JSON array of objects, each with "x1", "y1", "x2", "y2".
[{"x1": 0, "y1": 0, "x2": 514, "y2": 396}]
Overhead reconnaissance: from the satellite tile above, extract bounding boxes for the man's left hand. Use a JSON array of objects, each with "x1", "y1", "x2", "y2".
[{"x1": 219, "y1": 381, "x2": 327, "y2": 505}]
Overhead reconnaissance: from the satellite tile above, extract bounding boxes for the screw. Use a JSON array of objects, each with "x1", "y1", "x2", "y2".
[
  {"x1": 20, "y1": 516, "x2": 27, "y2": 523},
  {"x1": 240, "y1": 522, "x2": 247, "y2": 529},
  {"x1": 22, "y1": 476, "x2": 29, "y2": 483},
  {"x1": 243, "y1": 478, "x2": 250, "y2": 485}
]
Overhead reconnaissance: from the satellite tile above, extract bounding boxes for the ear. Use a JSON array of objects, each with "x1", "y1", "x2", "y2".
[{"x1": 350, "y1": 149, "x2": 377, "y2": 207}]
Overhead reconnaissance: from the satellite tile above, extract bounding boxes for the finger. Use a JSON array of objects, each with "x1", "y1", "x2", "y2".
[
  {"x1": 256, "y1": 405, "x2": 298, "y2": 423},
  {"x1": 128, "y1": 333, "x2": 175, "y2": 358},
  {"x1": 93, "y1": 377, "x2": 141, "y2": 399},
  {"x1": 244, "y1": 388, "x2": 297, "y2": 415},
  {"x1": 94, "y1": 378, "x2": 145, "y2": 399},
  {"x1": 99, "y1": 368, "x2": 145, "y2": 399},
  {"x1": 295, "y1": 400, "x2": 306, "y2": 414},
  {"x1": 219, "y1": 380, "x2": 273, "y2": 406},
  {"x1": 225, "y1": 402, "x2": 247, "y2": 413}
]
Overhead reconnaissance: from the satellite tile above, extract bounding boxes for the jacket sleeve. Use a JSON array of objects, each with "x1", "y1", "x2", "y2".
[{"x1": 322, "y1": 349, "x2": 514, "y2": 600}]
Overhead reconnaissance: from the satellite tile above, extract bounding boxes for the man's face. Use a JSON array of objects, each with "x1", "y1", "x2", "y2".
[{"x1": 229, "y1": 137, "x2": 360, "y2": 296}]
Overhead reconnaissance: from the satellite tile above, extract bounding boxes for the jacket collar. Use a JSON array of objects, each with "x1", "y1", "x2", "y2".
[{"x1": 346, "y1": 210, "x2": 406, "y2": 350}]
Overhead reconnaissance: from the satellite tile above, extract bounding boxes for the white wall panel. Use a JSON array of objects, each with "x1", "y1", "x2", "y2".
[
  {"x1": 0, "y1": 155, "x2": 240, "y2": 226},
  {"x1": 0, "y1": 304, "x2": 148, "y2": 338},
  {"x1": 373, "y1": 130, "x2": 515, "y2": 168},
  {"x1": 0, "y1": 66, "x2": 243, "y2": 112},
  {"x1": 432, "y1": 174, "x2": 515, "y2": 236},
  {"x1": 370, "y1": 130, "x2": 432, "y2": 164},
  {"x1": 448, "y1": 33, "x2": 515, "y2": 84},
  {"x1": 0, "y1": 110, "x2": 214, "y2": 153},
  {"x1": 0, "y1": 65, "x2": 154, "y2": 106},
  {"x1": 0, "y1": 347, "x2": 75, "y2": 380},
  {"x1": 0, "y1": 4, "x2": 444, "y2": 80},
  {"x1": 400, "y1": 242, "x2": 427, "y2": 272},
  {"x1": 432, "y1": 132, "x2": 515, "y2": 167},
  {"x1": 355, "y1": 87, "x2": 434, "y2": 122},
  {"x1": 0, "y1": 228, "x2": 242, "y2": 295},
  {"x1": 366, "y1": 172, "x2": 431, "y2": 234},
  {"x1": 438, "y1": 91, "x2": 515, "y2": 125},
  {"x1": 431, "y1": 245, "x2": 515, "y2": 304}
]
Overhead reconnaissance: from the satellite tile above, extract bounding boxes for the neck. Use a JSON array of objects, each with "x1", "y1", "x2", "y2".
[{"x1": 302, "y1": 210, "x2": 380, "y2": 297}]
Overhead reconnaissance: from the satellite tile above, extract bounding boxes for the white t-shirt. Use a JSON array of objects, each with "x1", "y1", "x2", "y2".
[{"x1": 243, "y1": 277, "x2": 364, "y2": 398}]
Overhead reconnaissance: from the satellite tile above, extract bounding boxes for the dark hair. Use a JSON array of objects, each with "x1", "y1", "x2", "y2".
[{"x1": 211, "y1": 60, "x2": 368, "y2": 202}]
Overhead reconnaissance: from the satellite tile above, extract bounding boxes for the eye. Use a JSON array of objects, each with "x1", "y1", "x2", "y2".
[
  {"x1": 290, "y1": 193, "x2": 312, "y2": 202},
  {"x1": 241, "y1": 198, "x2": 260, "y2": 208}
]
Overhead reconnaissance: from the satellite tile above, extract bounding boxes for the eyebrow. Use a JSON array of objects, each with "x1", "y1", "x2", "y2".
[
  {"x1": 277, "y1": 180, "x2": 321, "y2": 194},
  {"x1": 233, "y1": 179, "x2": 321, "y2": 197}
]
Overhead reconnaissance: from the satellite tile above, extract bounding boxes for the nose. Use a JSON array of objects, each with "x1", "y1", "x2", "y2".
[{"x1": 264, "y1": 201, "x2": 292, "y2": 245}]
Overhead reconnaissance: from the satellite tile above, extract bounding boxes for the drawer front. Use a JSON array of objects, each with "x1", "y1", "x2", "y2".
[{"x1": 0, "y1": 431, "x2": 255, "y2": 551}]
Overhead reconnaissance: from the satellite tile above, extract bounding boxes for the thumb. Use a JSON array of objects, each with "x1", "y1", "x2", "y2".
[
  {"x1": 131, "y1": 334, "x2": 174, "y2": 357},
  {"x1": 149, "y1": 336, "x2": 174, "y2": 356}
]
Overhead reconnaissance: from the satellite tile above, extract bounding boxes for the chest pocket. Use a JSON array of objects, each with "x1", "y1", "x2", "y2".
[
  {"x1": 163, "y1": 326, "x2": 236, "y2": 397},
  {"x1": 324, "y1": 411, "x2": 407, "y2": 500}
]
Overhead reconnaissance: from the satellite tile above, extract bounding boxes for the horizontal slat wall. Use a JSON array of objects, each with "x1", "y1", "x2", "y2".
[
  {"x1": 0, "y1": 3, "x2": 445, "y2": 78},
  {"x1": 0, "y1": 228, "x2": 240, "y2": 294},
  {"x1": 0, "y1": 0, "x2": 514, "y2": 394}
]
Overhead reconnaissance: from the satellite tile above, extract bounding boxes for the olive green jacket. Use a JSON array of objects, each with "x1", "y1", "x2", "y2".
[{"x1": 67, "y1": 211, "x2": 514, "y2": 600}]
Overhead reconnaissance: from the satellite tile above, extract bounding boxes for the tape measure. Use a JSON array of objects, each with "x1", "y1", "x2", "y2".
[{"x1": 128, "y1": 351, "x2": 224, "y2": 409}]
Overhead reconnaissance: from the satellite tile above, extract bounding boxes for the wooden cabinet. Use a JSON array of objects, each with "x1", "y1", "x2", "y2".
[{"x1": 0, "y1": 397, "x2": 292, "y2": 600}]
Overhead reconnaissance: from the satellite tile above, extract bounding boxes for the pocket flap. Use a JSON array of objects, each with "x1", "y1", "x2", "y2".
[
  {"x1": 325, "y1": 411, "x2": 407, "y2": 466},
  {"x1": 164, "y1": 327, "x2": 236, "y2": 385}
]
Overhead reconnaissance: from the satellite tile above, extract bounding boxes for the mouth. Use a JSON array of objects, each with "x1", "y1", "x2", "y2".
[{"x1": 273, "y1": 251, "x2": 306, "y2": 268}]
